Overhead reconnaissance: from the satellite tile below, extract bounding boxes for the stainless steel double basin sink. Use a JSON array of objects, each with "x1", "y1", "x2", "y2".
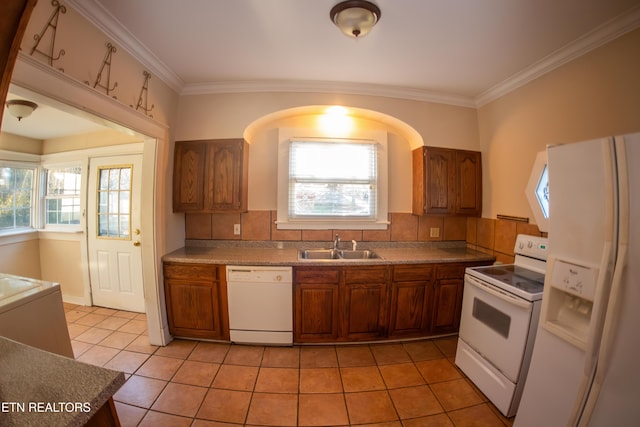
[{"x1": 298, "y1": 248, "x2": 381, "y2": 260}]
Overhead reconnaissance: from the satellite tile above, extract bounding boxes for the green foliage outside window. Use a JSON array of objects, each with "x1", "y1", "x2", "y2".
[{"x1": 0, "y1": 167, "x2": 34, "y2": 230}]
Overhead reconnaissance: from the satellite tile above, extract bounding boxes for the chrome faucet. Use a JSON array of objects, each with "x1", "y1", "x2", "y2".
[{"x1": 333, "y1": 234, "x2": 340, "y2": 250}]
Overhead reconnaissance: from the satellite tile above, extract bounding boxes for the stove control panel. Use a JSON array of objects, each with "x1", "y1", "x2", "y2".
[{"x1": 514, "y1": 234, "x2": 549, "y2": 261}]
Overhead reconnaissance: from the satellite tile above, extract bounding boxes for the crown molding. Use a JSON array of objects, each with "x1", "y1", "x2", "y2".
[
  {"x1": 181, "y1": 79, "x2": 477, "y2": 108},
  {"x1": 475, "y1": 5, "x2": 640, "y2": 107},
  {"x1": 66, "y1": 0, "x2": 184, "y2": 93}
]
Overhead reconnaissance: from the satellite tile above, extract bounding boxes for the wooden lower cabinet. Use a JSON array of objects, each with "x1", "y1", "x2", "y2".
[
  {"x1": 388, "y1": 264, "x2": 434, "y2": 338},
  {"x1": 163, "y1": 262, "x2": 229, "y2": 340},
  {"x1": 294, "y1": 261, "x2": 491, "y2": 343},
  {"x1": 294, "y1": 266, "x2": 389, "y2": 343},
  {"x1": 431, "y1": 264, "x2": 467, "y2": 335},
  {"x1": 342, "y1": 267, "x2": 389, "y2": 341},
  {"x1": 294, "y1": 268, "x2": 340, "y2": 342}
]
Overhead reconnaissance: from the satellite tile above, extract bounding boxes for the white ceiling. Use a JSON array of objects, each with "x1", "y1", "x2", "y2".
[{"x1": 3, "y1": 0, "x2": 640, "y2": 140}]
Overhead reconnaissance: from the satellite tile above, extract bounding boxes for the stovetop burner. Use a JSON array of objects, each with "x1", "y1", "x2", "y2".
[{"x1": 466, "y1": 264, "x2": 545, "y2": 301}]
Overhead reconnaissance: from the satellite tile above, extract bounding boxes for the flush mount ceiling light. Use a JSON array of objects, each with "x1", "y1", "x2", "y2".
[
  {"x1": 5, "y1": 99, "x2": 38, "y2": 121},
  {"x1": 330, "y1": 0, "x2": 381, "y2": 38}
]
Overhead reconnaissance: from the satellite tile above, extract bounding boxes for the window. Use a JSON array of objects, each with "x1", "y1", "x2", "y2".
[
  {"x1": 277, "y1": 129, "x2": 388, "y2": 230},
  {"x1": 289, "y1": 141, "x2": 377, "y2": 218},
  {"x1": 97, "y1": 165, "x2": 132, "y2": 239},
  {"x1": 44, "y1": 166, "x2": 82, "y2": 226},
  {"x1": 0, "y1": 164, "x2": 36, "y2": 232}
]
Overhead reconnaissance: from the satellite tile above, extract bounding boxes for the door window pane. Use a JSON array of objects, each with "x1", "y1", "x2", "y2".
[{"x1": 96, "y1": 165, "x2": 133, "y2": 239}]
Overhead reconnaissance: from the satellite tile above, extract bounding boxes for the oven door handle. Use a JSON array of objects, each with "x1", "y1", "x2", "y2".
[{"x1": 465, "y1": 275, "x2": 532, "y2": 310}]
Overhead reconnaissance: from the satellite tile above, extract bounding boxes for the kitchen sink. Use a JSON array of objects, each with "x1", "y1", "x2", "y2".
[
  {"x1": 337, "y1": 249, "x2": 380, "y2": 259},
  {"x1": 298, "y1": 249, "x2": 339, "y2": 259},
  {"x1": 298, "y1": 249, "x2": 381, "y2": 260}
]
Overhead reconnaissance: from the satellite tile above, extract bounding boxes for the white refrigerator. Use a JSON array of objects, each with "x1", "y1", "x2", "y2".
[{"x1": 515, "y1": 133, "x2": 640, "y2": 426}]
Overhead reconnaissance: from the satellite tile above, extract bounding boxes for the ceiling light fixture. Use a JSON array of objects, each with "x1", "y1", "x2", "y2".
[
  {"x1": 5, "y1": 100, "x2": 38, "y2": 121},
  {"x1": 330, "y1": 0, "x2": 381, "y2": 38}
]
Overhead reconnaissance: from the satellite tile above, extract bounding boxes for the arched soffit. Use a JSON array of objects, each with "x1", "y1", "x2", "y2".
[{"x1": 243, "y1": 105, "x2": 424, "y2": 149}]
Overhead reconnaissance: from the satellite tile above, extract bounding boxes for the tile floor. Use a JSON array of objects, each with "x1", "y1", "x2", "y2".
[{"x1": 64, "y1": 303, "x2": 515, "y2": 427}]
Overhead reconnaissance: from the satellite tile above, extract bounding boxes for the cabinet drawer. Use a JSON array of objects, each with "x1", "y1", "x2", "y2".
[
  {"x1": 435, "y1": 264, "x2": 466, "y2": 279},
  {"x1": 295, "y1": 268, "x2": 339, "y2": 284},
  {"x1": 393, "y1": 264, "x2": 434, "y2": 282},
  {"x1": 344, "y1": 267, "x2": 388, "y2": 284},
  {"x1": 164, "y1": 263, "x2": 219, "y2": 281}
]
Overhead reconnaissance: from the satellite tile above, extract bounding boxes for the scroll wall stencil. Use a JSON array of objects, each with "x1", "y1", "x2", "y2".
[
  {"x1": 132, "y1": 70, "x2": 154, "y2": 117},
  {"x1": 87, "y1": 42, "x2": 118, "y2": 97},
  {"x1": 30, "y1": 0, "x2": 66, "y2": 71}
]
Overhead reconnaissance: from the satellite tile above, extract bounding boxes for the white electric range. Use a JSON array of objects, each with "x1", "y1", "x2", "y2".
[{"x1": 455, "y1": 234, "x2": 548, "y2": 417}]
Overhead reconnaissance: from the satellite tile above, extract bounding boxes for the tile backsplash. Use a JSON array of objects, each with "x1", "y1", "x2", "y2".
[{"x1": 185, "y1": 211, "x2": 543, "y2": 263}]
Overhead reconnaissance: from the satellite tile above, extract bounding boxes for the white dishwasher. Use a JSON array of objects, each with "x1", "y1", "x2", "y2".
[{"x1": 226, "y1": 266, "x2": 293, "y2": 345}]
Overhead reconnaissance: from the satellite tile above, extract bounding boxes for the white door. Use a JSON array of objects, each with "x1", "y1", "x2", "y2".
[{"x1": 87, "y1": 154, "x2": 145, "y2": 312}]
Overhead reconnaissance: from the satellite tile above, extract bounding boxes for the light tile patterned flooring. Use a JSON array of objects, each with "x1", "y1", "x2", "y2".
[{"x1": 64, "y1": 303, "x2": 515, "y2": 427}]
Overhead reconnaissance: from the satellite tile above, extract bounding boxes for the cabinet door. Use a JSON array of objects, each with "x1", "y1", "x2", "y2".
[
  {"x1": 163, "y1": 263, "x2": 229, "y2": 340},
  {"x1": 389, "y1": 265, "x2": 433, "y2": 338},
  {"x1": 165, "y1": 279, "x2": 224, "y2": 339},
  {"x1": 431, "y1": 278, "x2": 463, "y2": 334},
  {"x1": 294, "y1": 268, "x2": 340, "y2": 343},
  {"x1": 173, "y1": 141, "x2": 206, "y2": 211},
  {"x1": 341, "y1": 267, "x2": 389, "y2": 341},
  {"x1": 204, "y1": 139, "x2": 248, "y2": 212},
  {"x1": 294, "y1": 284, "x2": 339, "y2": 342},
  {"x1": 425, "y1": 147, "x2": 456, "y2": 214},
  {"x1": 455, "y1": 150, "x2": 482, "y2": 215},
  {"x1": 412, "y1": 147, "x2": 455, "y2": 215},
  {"x1": 431, "y1": 264, "x2": 466, "y2": 334}
]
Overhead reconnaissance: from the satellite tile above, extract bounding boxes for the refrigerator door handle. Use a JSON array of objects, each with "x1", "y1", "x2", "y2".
[{"x1": 576, "y1": 138, "x2": 630, "y2": 427}]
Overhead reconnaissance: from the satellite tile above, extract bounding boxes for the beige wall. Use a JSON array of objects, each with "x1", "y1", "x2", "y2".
[
  {"x1": 0, "y1": 238, "x2": 41, "y2": 278},
  {"x1": 478, "y1": 28, "x2": 640, "y2": 223},
  {"x1": 176, "y1": 92, "x2": 479, "y2": 151},
  {"x1": 22, "y1": 2, "x2": 178, "y2": 128},
  {"x1": 38, "y1": 238, "x2": 84, "y2": 299},
  {"x1": 177, "y1": 92, "x2": 480, "y2": 215},
  {"x1": 42, "y1": 129, "x2": 143, "y2": 154},
  {"x1": 0, "y1": 132, "x2": 42, "y2": 153}
]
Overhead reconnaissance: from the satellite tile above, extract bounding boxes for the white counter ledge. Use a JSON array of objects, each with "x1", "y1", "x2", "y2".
[{"x1": 0, "y1": 337, "x2": 124, "y2": 427}]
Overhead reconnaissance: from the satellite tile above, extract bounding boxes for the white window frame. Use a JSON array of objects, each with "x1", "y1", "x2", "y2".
[
  {"x1": 0, "y1": 159, "x2": 39, "y2": 235},
  {"x1": 277, "y1": 128, "x2": 389, "y2": 230},
  {"x1": 41, "y1": 162, "x2": 84, "y2": 232}
]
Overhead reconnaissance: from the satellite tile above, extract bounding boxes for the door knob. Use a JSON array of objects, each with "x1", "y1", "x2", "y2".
[{"x1": 133, "y1": 241, "x2": 141, "y2": 247}]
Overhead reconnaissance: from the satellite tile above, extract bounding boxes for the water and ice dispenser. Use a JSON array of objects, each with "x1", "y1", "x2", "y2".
[{"x1": 541, "y1": 257, "x2": 600, "y2": 350}]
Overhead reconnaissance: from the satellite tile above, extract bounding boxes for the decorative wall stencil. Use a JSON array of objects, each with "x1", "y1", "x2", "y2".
[
  {"x1": 30, "y1": 0, "x2": 67, "y2": 71},
  {"x1": 132, "y1": 70, "x2": 154, "y2": 117},
  {"x1": 87, "y1": 42, "x2": 118, "y2": 97}
]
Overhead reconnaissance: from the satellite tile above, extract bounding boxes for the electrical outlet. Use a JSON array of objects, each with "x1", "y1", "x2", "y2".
[
  {"x1": 429, "y1": 227, "x2": 440, "y2": 238},
  {"x1": 233, "y1": 224, "x2": 241, "y2": 235}
]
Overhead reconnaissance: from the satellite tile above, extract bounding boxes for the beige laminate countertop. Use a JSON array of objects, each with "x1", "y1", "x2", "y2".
[
  {"x1": 162, "y1": 242, "x2": 496, "y2": 266},
  {"x1": 0, "y1": 337, "x2": 124, "y2": 427}
]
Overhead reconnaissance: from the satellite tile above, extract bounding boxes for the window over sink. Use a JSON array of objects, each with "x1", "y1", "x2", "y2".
[{"x1": 276, "y1": 128, "x2": 388, "y2": 230}]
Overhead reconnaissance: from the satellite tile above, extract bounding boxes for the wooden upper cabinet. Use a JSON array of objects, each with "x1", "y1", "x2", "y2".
[
  {"x1": 412, "y1": 146, "x2": 482, "y2": 216},
  {"x1": 455, "y1": 150, "x2": 483, "y2": 215},
  {"x1": 173, "y1": 140, "x2": 206, "y2": 211},
  {"x1": 173, "y1": 139, "x2": 248, "y2": 212},
  {"x1": 205, "y1": 139, "x2": 249, "y2": 211}
]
